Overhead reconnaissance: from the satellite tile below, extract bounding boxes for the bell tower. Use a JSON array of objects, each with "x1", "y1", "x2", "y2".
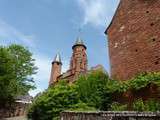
[
  {"x1": 70, "y1": 37, "x2": 88, "y2": 76},
  {"x1": 49, "y1": 53, "x2": 62, "y2": 86}
]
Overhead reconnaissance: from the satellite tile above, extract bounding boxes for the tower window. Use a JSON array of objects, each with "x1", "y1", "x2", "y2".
[
  {"x1": 155, "y1": 61, "x2": 159, "y2": 65},
  {"x1": 152, "y1": 38, "x2": 156, "y2": 42},
  {"x1": 135, "y1": 49, "x2": 138, "y2": 52},
  {"x1": 150, "y1": 23, "x2": 154, "y2": 26}
]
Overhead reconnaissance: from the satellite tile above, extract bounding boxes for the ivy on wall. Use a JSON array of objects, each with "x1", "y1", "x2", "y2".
[
  {"x1": 106, "y1": 72, "x2": 160, "y2": 93},
  {"x1": 28, "y1": 71, "x2": 160, "y2": 120}
]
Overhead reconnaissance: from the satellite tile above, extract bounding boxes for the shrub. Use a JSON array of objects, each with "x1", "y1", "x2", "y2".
[
  {"x1": 133, "y1": 99, "x2": 160, "y2": 112},
  {"x1": 67, "y1": 101, "x2": 96, "y2": 112},
  {"x1": 132, "y1": 99, "x2": 146, "y2": 111},
  {"x1": 75, "y1": 70, "x2": 112, "y2": 110},
  {"x1": 28, "y1": 80, "x2": 79, "y2": 120},
  {"x1": 110, "y1": 102, "x2": 127, "y2": 111}
]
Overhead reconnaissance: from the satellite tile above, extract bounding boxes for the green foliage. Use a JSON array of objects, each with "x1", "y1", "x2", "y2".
[
  {"x1": 133, "y1": 99, "x2": 160, "y2": 112},
  {"x1": 68, "y1": 102, "x2": 96, "y2": 112},
  {"x1": 28, "y1": 81, "x2": 80, "y2": 120},
  {"x1": 106, "y1": 80, "x2": 129, "y2": 93},
  {"x1": 129, "y1": 72, "x2": 160, "y2": 90},
  {"x1": 111, "y1": 99, "x2": 160, "y2": 112},
  {"x1": 110, "y1": 102, "x2": 127, "y2": 111},
  {"x1": 132, "y1": 99, "x2": 146, "y2": 111},
  {"x1": 28, "y1": 71, "x2": 109, "y2": 120},
  {"x1": 28, "y1": 71, "x2": 160, "y2": 120},
  {"x1": 106, "y1": 72, "x2": 160, "y2": 93},
  {"x1": 0, "y1": 44, "x2": 37, "y2": 107},
  {"x1": 75, "y1": 70, "x2": 112, "y2": 110},
  {"x1": 145, "y1": 99, "x2": 160, "y2": 112}
]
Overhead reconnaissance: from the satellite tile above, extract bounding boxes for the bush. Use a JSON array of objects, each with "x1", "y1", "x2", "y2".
[
  {"x1": 132, "y1": 99, "x2": 146, "y2": 111},
  {"x1": 133, "y1": 99, "x2": 160, "y2": 112},
  {"x1": 67, "y1": 102, "x2": 96, "y2": 112},
  {"x1": 75, "y1": 70, "x2": 112, "y2": 110},
  {"x1": 28, "y1": 80, "x2": 79, "y2": 120},
  {"x1": 28, "y1": 71, "x2": 110, "y2": 120},
  {"x1": 28, "y1": 71, "x2": 160, "y2": 120},
  {"x1": 129, "y1": 72, "x2": 160, "y2": 90},
  {"x1": 110, "y1": 102, "x2": 127, "y2": 111}
]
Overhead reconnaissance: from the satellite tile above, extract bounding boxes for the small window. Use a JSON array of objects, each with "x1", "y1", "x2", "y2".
[
  {"x1": 146, "y1": 11, "x2": 149, "y2": 13},
  {"x1": 152, "y1": 38, "x2": 156, "y2": 42},
  {"x1": 155, "y1": 61, "x2": 159, "y2": 65},
  {"x1": 150, "y1": 23, "x2": 154, "y2": 26},
  {"x1": 135, "y1": 49, "x2": 138, "y2": 52}
]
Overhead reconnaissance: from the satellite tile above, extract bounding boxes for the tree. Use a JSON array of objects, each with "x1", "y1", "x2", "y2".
[
  {"x1": 28, "y1": 81, "x2": 80, "y2": 120},
  {"x1": 0, "y1": 44, "x2": 37, "y2": 107},
  {"x1": 75, "y1": 70, "x2": 112, "y2": 110},
  {"x1": 28, "y1": 71, "x2": 112, "y2": 120}
]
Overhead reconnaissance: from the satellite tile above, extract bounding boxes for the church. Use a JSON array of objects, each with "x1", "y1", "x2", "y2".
[{"x1": 49, "y1": 37, "x2": 105, "y2": 86}]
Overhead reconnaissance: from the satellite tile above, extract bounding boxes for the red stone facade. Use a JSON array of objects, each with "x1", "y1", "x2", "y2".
[
  {"x1": 49, "y1": 61, "x2": 62, "y2": 85},
  {"x1": 49, "y1": 38, "x2": 88, "y2": 86},
  {"x1": 69, "y1": 43, "x2": 87, "y2": 79},
  {"x1": 105, "y1": 0, "x2": 160, "y2": 80},
  {"x1": 0, "y1": 102, "x2": 30, "y2": 118}
]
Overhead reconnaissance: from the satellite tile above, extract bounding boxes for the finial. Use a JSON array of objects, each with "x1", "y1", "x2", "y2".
[
  {"x1": 78, "y1": 27, "x2": 82, "y2": 37},
  {"x1": 75, "y1": 27, "x2": 84, "y2": 45},
  {"x1": 72, "y1": 27, "x2": 87, "y2": 49},
  {"x1": 53, "y1": 53, "x2": 62, "y2": 64}
]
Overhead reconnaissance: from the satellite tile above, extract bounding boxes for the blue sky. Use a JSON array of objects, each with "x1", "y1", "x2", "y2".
[{"x1": 0, "y1": 0, "x2": 119, "y2": 96}]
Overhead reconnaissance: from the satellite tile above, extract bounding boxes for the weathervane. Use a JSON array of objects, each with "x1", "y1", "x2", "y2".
[{"x1": 78, "y1": 27, "x2": 83, "y2": 38}]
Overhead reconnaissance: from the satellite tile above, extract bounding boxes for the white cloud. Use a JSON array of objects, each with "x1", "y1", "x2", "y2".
[
  {"x1": 0, "y1": 19, "x2": 35, "y2": 47},
  {"x1": 29, "y1": 87, "x2": 44, "y2": 97},
  {"x1": 62, "y1": 60, "x2": 69, "y2": 73},
  {"x1": 29, "y1": 55, "x2": 51, "y2": 96},
  {"x1": 29, "y1": 54, "x2": 69, "y2": 97},
  {"x1": 77, "y1": 0, "x2": 119, "y2": 27}
]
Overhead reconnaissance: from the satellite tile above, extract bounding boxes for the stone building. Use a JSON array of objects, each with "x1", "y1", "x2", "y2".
[
  {"x1": 49, "y1": 37, "x2": 106, "y2": 86},
  {"x1": 105, "y1": 0, "x2": 160, "y2": 80},
  {"x1": 49, "y1": 37, "x2": 88, "y2": 86},
  {"x1": 0, "y1": 94, "x2": 32, "y2": 118}
]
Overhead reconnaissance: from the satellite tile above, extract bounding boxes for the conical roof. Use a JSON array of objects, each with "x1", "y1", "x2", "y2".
[
  {"x1": 72, "y1": 37, "x2": 87, "y2": 49},
  {"x1": 52, "y1": 53, "x2": 62, "y2": 64},
  {"x1": 75, "y1": 37, "x2": 84, "y2": 45}
]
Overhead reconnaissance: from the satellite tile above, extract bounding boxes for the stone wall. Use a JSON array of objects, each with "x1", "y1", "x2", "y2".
[
  {"x1": 106, "y1": 0, "x2": 160, "y2": 80},
  {"x1": 0, "y1": 102, "x2": 29, "y2": 118},
  {"x1": 61, "y1": 111, "x2": 160, "y2": 120}
]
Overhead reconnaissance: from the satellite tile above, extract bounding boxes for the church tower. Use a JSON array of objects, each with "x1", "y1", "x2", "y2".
[
  {"x1": 70, "y1": 37, "x2": 88, "y2": 77},
  {"x1": 49, "y1": 53, "x2": 62, "y2": 86},
  {"x1": 105, "y1": 0, "x2": 160, "y2": 80}
]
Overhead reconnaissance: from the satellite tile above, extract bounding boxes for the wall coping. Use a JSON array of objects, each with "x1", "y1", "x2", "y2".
[{"x1": 61, "y1": 111, "x2": 160, "y2": 117}]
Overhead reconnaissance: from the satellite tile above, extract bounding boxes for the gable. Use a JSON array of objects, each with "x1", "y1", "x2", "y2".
[{"x1": 105, "y1": 0, "x2": 122, "y2": 34}]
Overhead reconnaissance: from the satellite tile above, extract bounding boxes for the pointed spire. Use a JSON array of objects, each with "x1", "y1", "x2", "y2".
[
  {"x1": 52, "y1": 53, "x2": 62, "y2": 64},
  {"x1": 72, "y1": 37, "x2": 87, "y2": 50},
  {"x1": 75, "y1": 37, "x2": 84, "y2": 45}
]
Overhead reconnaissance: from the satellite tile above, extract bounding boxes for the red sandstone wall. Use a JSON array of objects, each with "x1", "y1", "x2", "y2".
[
  {"x1": 0, "y1": 103, "x2": 28, "y2": 118},
  {"x1": 107, "y1": 0, "x2": 160, "y2": 80},
  {"x1": 70, "y1": 45, "x2": 87, "y2": 75},
  {"x1": 49, "y1": 62, "x2": 62, "y2": 85}
]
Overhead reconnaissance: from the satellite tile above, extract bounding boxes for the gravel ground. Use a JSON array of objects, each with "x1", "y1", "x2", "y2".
[{"x1": 3, "y1": 116, "x2": 28, "y2": 120}]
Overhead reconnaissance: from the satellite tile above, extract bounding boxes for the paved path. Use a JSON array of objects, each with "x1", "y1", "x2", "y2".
[{"x1": 3, "y1": 116, "x2": 27, "y2": 120}]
